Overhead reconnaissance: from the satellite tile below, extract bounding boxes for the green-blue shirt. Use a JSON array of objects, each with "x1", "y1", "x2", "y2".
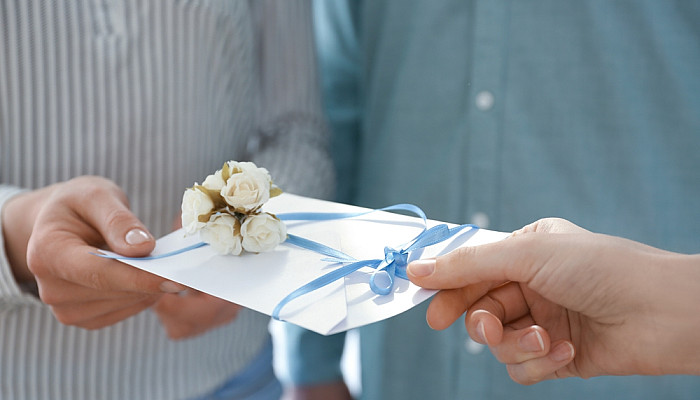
[{"x1": 284, "y1": 1, "x2": 700, "y2": 398}]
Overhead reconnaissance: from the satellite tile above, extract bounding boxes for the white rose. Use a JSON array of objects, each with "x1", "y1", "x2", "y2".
[
  {"x1": 181, "y1": 187, "x2": 214, "y2": 235},
  {"x1": 220, "y1": 168, "x2": 272, "y2": 212},
  {"x1": 202, "y1": 170, "x2": 226, "y2": 191},
  {"x1": 227, "y1": 161, "x2": 259, "y2": 173},
  {"x1": 200, "y1": 214, "x2": 243, "y2": 255},
  {"x1": 241, "y1": 213, "x2": 287, "y2": 253}
]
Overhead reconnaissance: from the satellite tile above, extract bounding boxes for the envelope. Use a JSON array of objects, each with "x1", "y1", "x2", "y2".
[{"x1": 106, "y1": 194, "x2": 509, "y2": 335}]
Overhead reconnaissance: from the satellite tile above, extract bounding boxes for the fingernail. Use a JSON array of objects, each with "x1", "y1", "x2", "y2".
[
  {"x1": 519, "y1": 330, "x2": 545, "y2": 353},
  {"x1": 160, "y1": 281, "x2": 186, "y2": 293},
  {"x1": 550, "y1": 342, "x2": 575, "y2": 362},
  {"x1": 408, "y1": 259, "x2": 435, "y2": 277},
  {"x1": 126, "y1": 228, "x2": 151, "y2": 245},
  {"x1": 475, "y1": 319, "x2": 488, "y2": 344}
]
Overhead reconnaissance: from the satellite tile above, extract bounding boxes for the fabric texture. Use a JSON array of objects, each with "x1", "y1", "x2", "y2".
[
  {"x1": 0, "y1": 1, "x2": 332, "y2": 399},
  {"x1": 283, "y1": 0, "x2": 700, "y2": 399}
]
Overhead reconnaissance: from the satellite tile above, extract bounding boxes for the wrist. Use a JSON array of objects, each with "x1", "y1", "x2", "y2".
[
  {"x1": 1, "y1": 190, "x2": 41, "y2": 284},
  {"x1": 648, "y1": 253, "x2": 700, "y2": 375}
]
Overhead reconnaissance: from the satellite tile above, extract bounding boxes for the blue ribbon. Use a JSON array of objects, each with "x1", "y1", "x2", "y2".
[
  {"x1": 92, "y1": 241, "x2": 208, "y2": 260},
  {"x1": 272, "y1": 205, "x2": 478, "y2": 320}
]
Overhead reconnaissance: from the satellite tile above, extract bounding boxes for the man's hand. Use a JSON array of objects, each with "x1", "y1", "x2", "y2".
[
  {"x1": 408, "y1": 218, "x2": 700, "y2": 383},
  {"x1": 2, "y1": 176, "x2": 186, "y2": 329},
  {"x1": 153, "y1": 290, "x2": 242, "y2": 340}
]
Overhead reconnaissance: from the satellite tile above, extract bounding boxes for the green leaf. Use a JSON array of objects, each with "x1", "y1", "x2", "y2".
[
  {"x1": 269, "y1": 185, "x2": 283, "y2": 198},
  {"x1": 221, "y1": 162, "x2": 231, "y2": 182}
]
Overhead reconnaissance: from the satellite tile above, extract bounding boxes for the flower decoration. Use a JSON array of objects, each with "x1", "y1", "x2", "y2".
[{"x1": 181, "y1": 161, "x2": 286, "y2": 255}]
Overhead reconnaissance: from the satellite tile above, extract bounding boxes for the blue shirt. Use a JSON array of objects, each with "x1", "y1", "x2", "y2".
[{"x1": 284, "y1": 1, "x2": 700, "y2": 398}]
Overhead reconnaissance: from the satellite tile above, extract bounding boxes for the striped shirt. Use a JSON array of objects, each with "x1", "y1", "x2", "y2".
[{"x1": 0, "y1": 1, "x2": 332, "y2": 399}]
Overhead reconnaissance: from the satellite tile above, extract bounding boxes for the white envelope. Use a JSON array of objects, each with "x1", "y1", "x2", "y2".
[{"x1": 106, "y1": 194, "x2": 509, "y2": 335}]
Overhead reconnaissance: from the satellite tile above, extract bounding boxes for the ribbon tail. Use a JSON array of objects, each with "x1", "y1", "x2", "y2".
[
  {"x1": 285, "y1": 234, "x2": 356, "y2": 263},
  {"x1": 91, "y1": 241, "x2": 208, "y2": 261},
  {"x1": 278, "y1": 204, "x2": 427, "y2": 225},
  {"x1": 272, "y1": 259, "x2": 381, "y2": 320}
]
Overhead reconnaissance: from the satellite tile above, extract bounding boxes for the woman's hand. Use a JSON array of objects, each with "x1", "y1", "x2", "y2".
[{"x1": 408, "y1": 218, "x2": 700, "y2": 383}]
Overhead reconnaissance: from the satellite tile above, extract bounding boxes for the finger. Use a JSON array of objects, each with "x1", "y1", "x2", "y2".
[
  {"x1": 466, "y1": 310, "x2": 504, "y2": 345},
  {"x1": 74, "y1": 297, "x2": 159, "y2": 330},
  {"x1": 36, "y1": 276, "x2": 147, "y2": 305},
  {"x1": 50, "y1": 294, "x2": 159, "y2": 327},
  {"x1": 466, "y1": 282, "x2": 531, "y2": 328},
  {"x1": 154, "y1": 291, "x2": 241, "y2": 340},
  {"x1": 172, "y1": 213, "x2": 183, "y2": 230},
  {"x1": 426, "y1": 289, "x2": 469, "y2": 330},
  {"x1": 407, "y1": 234, "x2": 546, "y2": 290},
  {"x1": 462, "y1": 281, "x2": 534, "y2": 346},
  {"x1": 52, "y1": 177, "x2": 156, "y2": 257},
  {"x1": 425, "y1": 281, "x2": 501, "y2": 330},
  {"x1": 488, "y1": 324, "x2": 551, "y2": 364},
  {"x1": 504, "y1": 313, "x2": 538, "y2": 331},
  {"x1": 27, "y1": 234, "x2": 186, "y2": 294},
  {"x1": 155, "y1": 290, "x2": 241, "y2": 326},
  {"x1": 505, "y1": 340, "x2": 576, "y2": 385}
]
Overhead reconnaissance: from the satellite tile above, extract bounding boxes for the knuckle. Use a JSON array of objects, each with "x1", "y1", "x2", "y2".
[
  {"x1": 507, "y1": 364, "x2": 538, "y2": 385},
  {"x1": 104, "y1": 207, "x2": 135, "y2": 230},
  {"x1": 25, "y1": 239, "x2": 59, "y2": 280},
  {"x1": 51, "y1": 307, "x2": 84, "y2": 327},
  {"x1": 25, "y1": 245, "x2": 46, "y2": 277},
  {"x1": 65, "y1": 176, "x2": 128, "y2": 206},
  {"x1": 87, "y1": 270, "x2": 110, "y2": 291},
  {"x1": 154, "y1": 297, "x2": 177, "y2": 315},
  {"x1": 439, "y1": 246, "x2": 473, "y2": 268},
  {"x1": 37, "y1": 286, "x2": 62, "y2": 306}
]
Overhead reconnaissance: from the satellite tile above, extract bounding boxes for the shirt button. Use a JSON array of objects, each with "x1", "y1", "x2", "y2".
[
  {"x1": 465, "y1": 337, "x2": 485, "y2": 355},
  {"x1": 471, "y1": 212, "x2": 490, "y2": 229},
  {"x1": 475, "y1": 91, "x2": 495, "y2": 111}
]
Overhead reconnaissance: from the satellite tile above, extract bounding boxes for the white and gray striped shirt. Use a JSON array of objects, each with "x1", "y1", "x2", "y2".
[{"x1": 0, "y1": 1, "x2": 332, "y2": 399}]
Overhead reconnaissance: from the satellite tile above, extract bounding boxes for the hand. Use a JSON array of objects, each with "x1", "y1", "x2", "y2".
[
  {"x1": 407, "y1": 218, "x2": 700, "y2": 384},
  {"x1": 153, "y1": 289, "x2": 242, "y2": 340},
  {"x1": 2, "y1": 176, "x2": 186, "y2": 329}
]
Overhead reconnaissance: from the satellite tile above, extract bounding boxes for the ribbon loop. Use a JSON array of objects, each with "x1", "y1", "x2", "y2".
[
  {"x1": 368, "y1": 246, "x2": 409, "y2": 295},
  {"x1": 370, "y1": 269, "x2": 394, "y2": 296}
]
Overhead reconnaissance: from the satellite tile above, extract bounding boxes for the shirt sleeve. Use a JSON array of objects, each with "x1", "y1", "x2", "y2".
[
  {"x1": 248, "y1": 0, "x2": 335, "y2": 201},
  {"x1": 0, "y1": 185, "x2": 42, "y2": 309}
]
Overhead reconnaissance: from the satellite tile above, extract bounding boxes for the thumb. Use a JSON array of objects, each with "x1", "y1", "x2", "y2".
[
  {"x1": 73, "y1": 181, "x2": 156, "y2": 257},
  {"x1": 407, "y1": 234, "x2": 546, "y2": 290}
]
